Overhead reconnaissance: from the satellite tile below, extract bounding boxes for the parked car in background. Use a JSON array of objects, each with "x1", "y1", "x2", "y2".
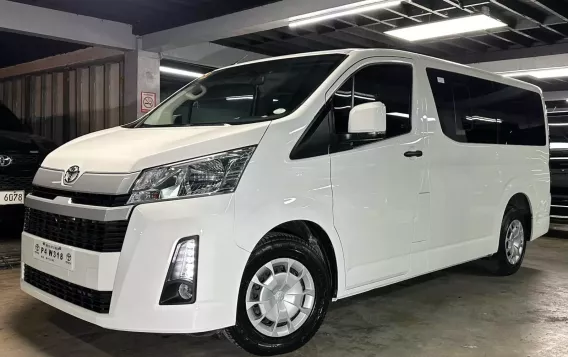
[
  {"x1": 0, "y1": 101, "x2": 57, "y2": 232},
  {"x1": 548, "y1": 111, "x2": 568, "y2": 229}
]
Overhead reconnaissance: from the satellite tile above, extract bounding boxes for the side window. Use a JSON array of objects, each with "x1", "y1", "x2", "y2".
[
  {"x1": 427, "y1": 69, "x2": 499, "y2": 144},
  {"x1": 465, "y1": 77, "x2": 500, "y2": 144},
  {"x1": 489, "y1": 84, "x2": 546, "y2": 146},
  {"x1": 426, "y1": 71, "x2": 462, "y2": 142},
  {"x1": 426, "y1": 68, "x2": 545, "y2": 146},
  {"x1": 332, "y1": 63, "x2": 412, "y2": 139}
]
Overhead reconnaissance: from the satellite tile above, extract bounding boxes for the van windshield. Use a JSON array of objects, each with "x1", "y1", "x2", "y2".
[{"x1": 137, "y1": 54, "x2": 346, "y2": 127}]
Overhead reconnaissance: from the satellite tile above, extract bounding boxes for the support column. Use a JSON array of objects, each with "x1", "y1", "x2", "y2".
[{"x1": 124, "y1": 49, "x2": 160, "y2": 122}]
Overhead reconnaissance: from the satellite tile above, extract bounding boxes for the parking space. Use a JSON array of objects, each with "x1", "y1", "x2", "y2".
[
  {"x1": 2, "y1": 0, "x2": 568, "y2": 356},
  {"x1": 0, "y1": 236, "x2": 566, "y2": 357}
]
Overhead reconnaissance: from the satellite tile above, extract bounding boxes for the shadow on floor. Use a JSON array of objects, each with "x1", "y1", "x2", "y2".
[
  {"x1": 8, "y1": 257, "x2": 547, "y2": 357},
  {"x1": 10, "y1": 301, "x2": 248, "y2": 357},
  {"x1": 0, "y1": 235, "x2": 21, "y2": 270},
  {"x1": 547, "y1": 229, "x2": 568, "y2": 239}
]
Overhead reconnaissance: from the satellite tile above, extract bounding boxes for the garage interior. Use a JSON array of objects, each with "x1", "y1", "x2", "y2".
[{"x1": 1, "y1": 0, "x2": 568, "y2": 356}]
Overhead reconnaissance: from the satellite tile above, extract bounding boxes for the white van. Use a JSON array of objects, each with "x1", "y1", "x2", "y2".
[{"x1": 21, "y1": 49, "x2": 550, "y2": 355}]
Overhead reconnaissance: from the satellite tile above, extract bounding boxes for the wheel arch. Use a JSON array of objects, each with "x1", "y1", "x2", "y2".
[
  {"x1": 506, "y1": 192, "x2": 533, "y2": 239},
  {"x1": 255, "y1": 220, "x2": 341, "y2": 299}
]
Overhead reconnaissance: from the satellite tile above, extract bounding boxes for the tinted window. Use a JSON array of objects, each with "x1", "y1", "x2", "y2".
[
  {"x1": 490, "y1": 83, "x2": 546, "y2": 146},
  {"x1": 139, "y1": 54, "x2": 346, "y2": 127},
  {"x1": 332, "y1": 63, "x2": 412, "y2": 139},
  {"x1": 427, "y1": 68, "x2": 546, "y2": 146}
]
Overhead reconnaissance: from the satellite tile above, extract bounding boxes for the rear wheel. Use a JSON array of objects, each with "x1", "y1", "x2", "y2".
[
  {"x1": 224, "y1": 232, "x2": 331, "y2": 356},
  {"x1": 492, "y1": 206, "x2": 529, "y2": 276}
]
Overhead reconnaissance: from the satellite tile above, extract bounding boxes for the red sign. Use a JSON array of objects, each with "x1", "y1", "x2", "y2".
[{"x1": 141, "y1": 92, "x2": 156, "y2": 113}]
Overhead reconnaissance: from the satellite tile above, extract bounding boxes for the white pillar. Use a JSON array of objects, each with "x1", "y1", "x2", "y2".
[{"x1": 124, "y1": 49, "x2": 161, "y2": 122}]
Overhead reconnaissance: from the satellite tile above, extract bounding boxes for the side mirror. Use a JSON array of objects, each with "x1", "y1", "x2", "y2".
[
  {"x1": 348, "y1": 101, "x2": 387, "y2": 134},
  {"x1": 337, "y1": 102, "x2": 386, "y2": 147}
]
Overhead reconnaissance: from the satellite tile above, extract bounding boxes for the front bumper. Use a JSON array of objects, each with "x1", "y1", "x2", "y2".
[{"x1": 21, "y1": 194, "x2": 250, "y2": 333}]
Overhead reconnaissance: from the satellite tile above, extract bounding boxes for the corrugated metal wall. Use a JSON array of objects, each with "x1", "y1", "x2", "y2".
[{"x1": 0, "y1": 60, "x2": 124, "y2": 145}]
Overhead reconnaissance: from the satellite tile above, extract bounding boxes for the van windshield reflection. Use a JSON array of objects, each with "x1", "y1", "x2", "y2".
[{"x1": 136, "y1": 54, "x2": 346, "y2": 128}]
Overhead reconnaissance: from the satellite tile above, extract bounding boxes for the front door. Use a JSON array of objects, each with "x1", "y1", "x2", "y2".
[{"x1": 329, "y1": 59, "x2": 425, "y2": 289}]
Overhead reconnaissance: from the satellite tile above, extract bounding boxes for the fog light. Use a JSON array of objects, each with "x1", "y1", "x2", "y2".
[
  {"x1": 178, "y1": 283, "x2": 193, "y2": 300},
  {"x1": 160, "y1": 236, "x2": 199, "y2": 305}
]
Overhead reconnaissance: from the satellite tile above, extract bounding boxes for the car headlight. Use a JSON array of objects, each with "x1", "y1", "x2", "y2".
[{"x1": 128, "y1": 146, "x2": 255, "y2": 204}]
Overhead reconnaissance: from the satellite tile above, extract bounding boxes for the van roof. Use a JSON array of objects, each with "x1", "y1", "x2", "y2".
[{"x1": 220, "y1": 48, "x2": 542, "y2": 95}]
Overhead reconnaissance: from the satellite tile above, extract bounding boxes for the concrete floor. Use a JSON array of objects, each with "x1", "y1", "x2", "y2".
[{"x1": 1, "y1": 236, "x2": 567, "y2": 357}]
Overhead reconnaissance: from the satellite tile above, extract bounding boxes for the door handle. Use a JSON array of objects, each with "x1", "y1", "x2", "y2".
[{"x1": 404, "y1": 150, "x2": 423, "y2": 158}]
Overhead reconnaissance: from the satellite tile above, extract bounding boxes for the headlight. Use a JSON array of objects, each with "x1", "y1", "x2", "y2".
[{"x1": 128, "y1": 146, "x2": 255, "y2": 204}]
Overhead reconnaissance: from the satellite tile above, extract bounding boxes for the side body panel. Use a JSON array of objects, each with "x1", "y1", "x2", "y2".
[
  {"x1": 420, "y1": 62, "x2": 503, "y2": 271},
  {"x1": 231, "y1": 58, "x2": 350, "y2": 296},
  {"x1": 327, "y1": 57, "x2": 426, "y2": 289},
  {"x1": 421, "y1": 57, "x2": 549, "y2": 275}
]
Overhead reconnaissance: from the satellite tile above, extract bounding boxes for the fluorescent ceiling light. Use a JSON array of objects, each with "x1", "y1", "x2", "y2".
[
  {"x1": 465, "y1": 115, "x2": 502, "y2": 123},
  {"x1": 289, "y1": 0, "x2": 401, "y2": 27},
  {"x1": 388, "y1": 112, "x2": 410, "y2": 118},
  {"x1": 501, "y1": 67, "x2": 568, "y2": 79},
  {"x1": 160, "y1": 66, "x2": 203, "y2": 78},
  {"x1": 385, "y1": 14, "x2": 506, "y2": 41},
  {"x1": 335, "y1": 91, "x2": 375, "y2": 100},
  {"x1": 226, "y1": 95, "x2": 253, "y2": 101},
  {"x1": 547, "y1": 109, "x2": 568, "y2": 114}
]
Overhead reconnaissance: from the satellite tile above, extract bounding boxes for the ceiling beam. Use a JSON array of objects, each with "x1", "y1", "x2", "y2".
[
  {"x1": 161, "y1": 43, "x2": 268, "y2": 68},
  {"x1": 490, "y1": 0, "x2": 566, "y2": 38},
  {"x1": 465, "y1": 47, "x2": 568, "y2": 68},
  {"x1": 543, "y1": 91, "x2": 568, "y2": 101},
  {"x1": 528, "y1": 0, "x2": 568, "y2": 22},
  {"x1": 0, "y1": 0, "x2": 135, "y2": 50},
  {"x1": 142, "y1": 0, "x2": 390, "y2": 51},
  {"x1": 0, "y1": 47, "x2": 124, "y2": 80}
]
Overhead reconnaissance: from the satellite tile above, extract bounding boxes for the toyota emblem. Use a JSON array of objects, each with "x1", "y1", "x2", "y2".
[
  {"x1": 63, "y1": 165, "x2": 81, "y2": 184},
  {"x1": 0, "y1": 155, "x2": 13, "y2": 167}
]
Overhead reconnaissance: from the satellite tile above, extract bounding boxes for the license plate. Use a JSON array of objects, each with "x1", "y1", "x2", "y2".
[
  {"x1": 0, "y1": 191, "x2": 25, "y2": 205},
  {"x1": 33, "y1": 239, "x2": 75, "y2": 271}
]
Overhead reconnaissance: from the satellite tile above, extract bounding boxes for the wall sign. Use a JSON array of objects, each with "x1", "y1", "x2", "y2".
[{"x1": 141, "y1": 92, "x2": 156, "y2": 113}]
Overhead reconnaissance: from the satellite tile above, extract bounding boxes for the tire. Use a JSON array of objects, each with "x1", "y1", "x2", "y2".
[
  {"x1": 224, "y1": 232, "x2": 331, "y2": 356},
  {"x1": 491, "y1": 206, "x2": 529, "y2": 276}
]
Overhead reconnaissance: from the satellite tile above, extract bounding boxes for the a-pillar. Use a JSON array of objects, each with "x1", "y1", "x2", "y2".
[{"x1": 124, "y1": 49, "x2": 160, "y2": 122}]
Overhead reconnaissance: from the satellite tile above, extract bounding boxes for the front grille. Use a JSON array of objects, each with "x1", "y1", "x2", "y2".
[
  {"x1": 24, "y1": 265, "x2": 112, "y2": 313},
  {"x1": 31, "y1": 186, "x2": 130, "y2": 207},
  {"x1": 7, "y1": 153, "x2": 40, "y2": 167},
  {"x1": 24, "y1": 208, "x2": 128, "y2": 253},
  {"x1": 0, "y1": 175, "x2": 34, "y2": 191}
]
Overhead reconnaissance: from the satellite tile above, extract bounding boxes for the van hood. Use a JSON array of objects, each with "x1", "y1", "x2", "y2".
[{"x1": 42, "y1": 122, "x2": 270, "y2": 173}]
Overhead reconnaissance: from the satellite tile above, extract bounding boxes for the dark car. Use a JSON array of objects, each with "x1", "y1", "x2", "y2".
[
  {"x1": 0, "y1": 101, "x2": 57, "y2": 232},
  {"x1": 548, "y1": 111, "x2": 568, "y2": 228}
]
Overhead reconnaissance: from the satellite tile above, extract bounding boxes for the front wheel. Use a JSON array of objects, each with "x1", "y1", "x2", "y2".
[
  {"x1": 224, "y1": 232, "x2": 331, "y2": 356},
  {"x1": 491, "y1": 206, "x2": 529, "y2": 276}
]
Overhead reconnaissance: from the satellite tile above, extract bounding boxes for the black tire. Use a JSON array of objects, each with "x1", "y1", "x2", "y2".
[
  {"x1": 224, "y1": 232, "x2": 331, "y2": 356},
  {"x1": 491, "y1": 206, "x2": 529, "y2": 276}
]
